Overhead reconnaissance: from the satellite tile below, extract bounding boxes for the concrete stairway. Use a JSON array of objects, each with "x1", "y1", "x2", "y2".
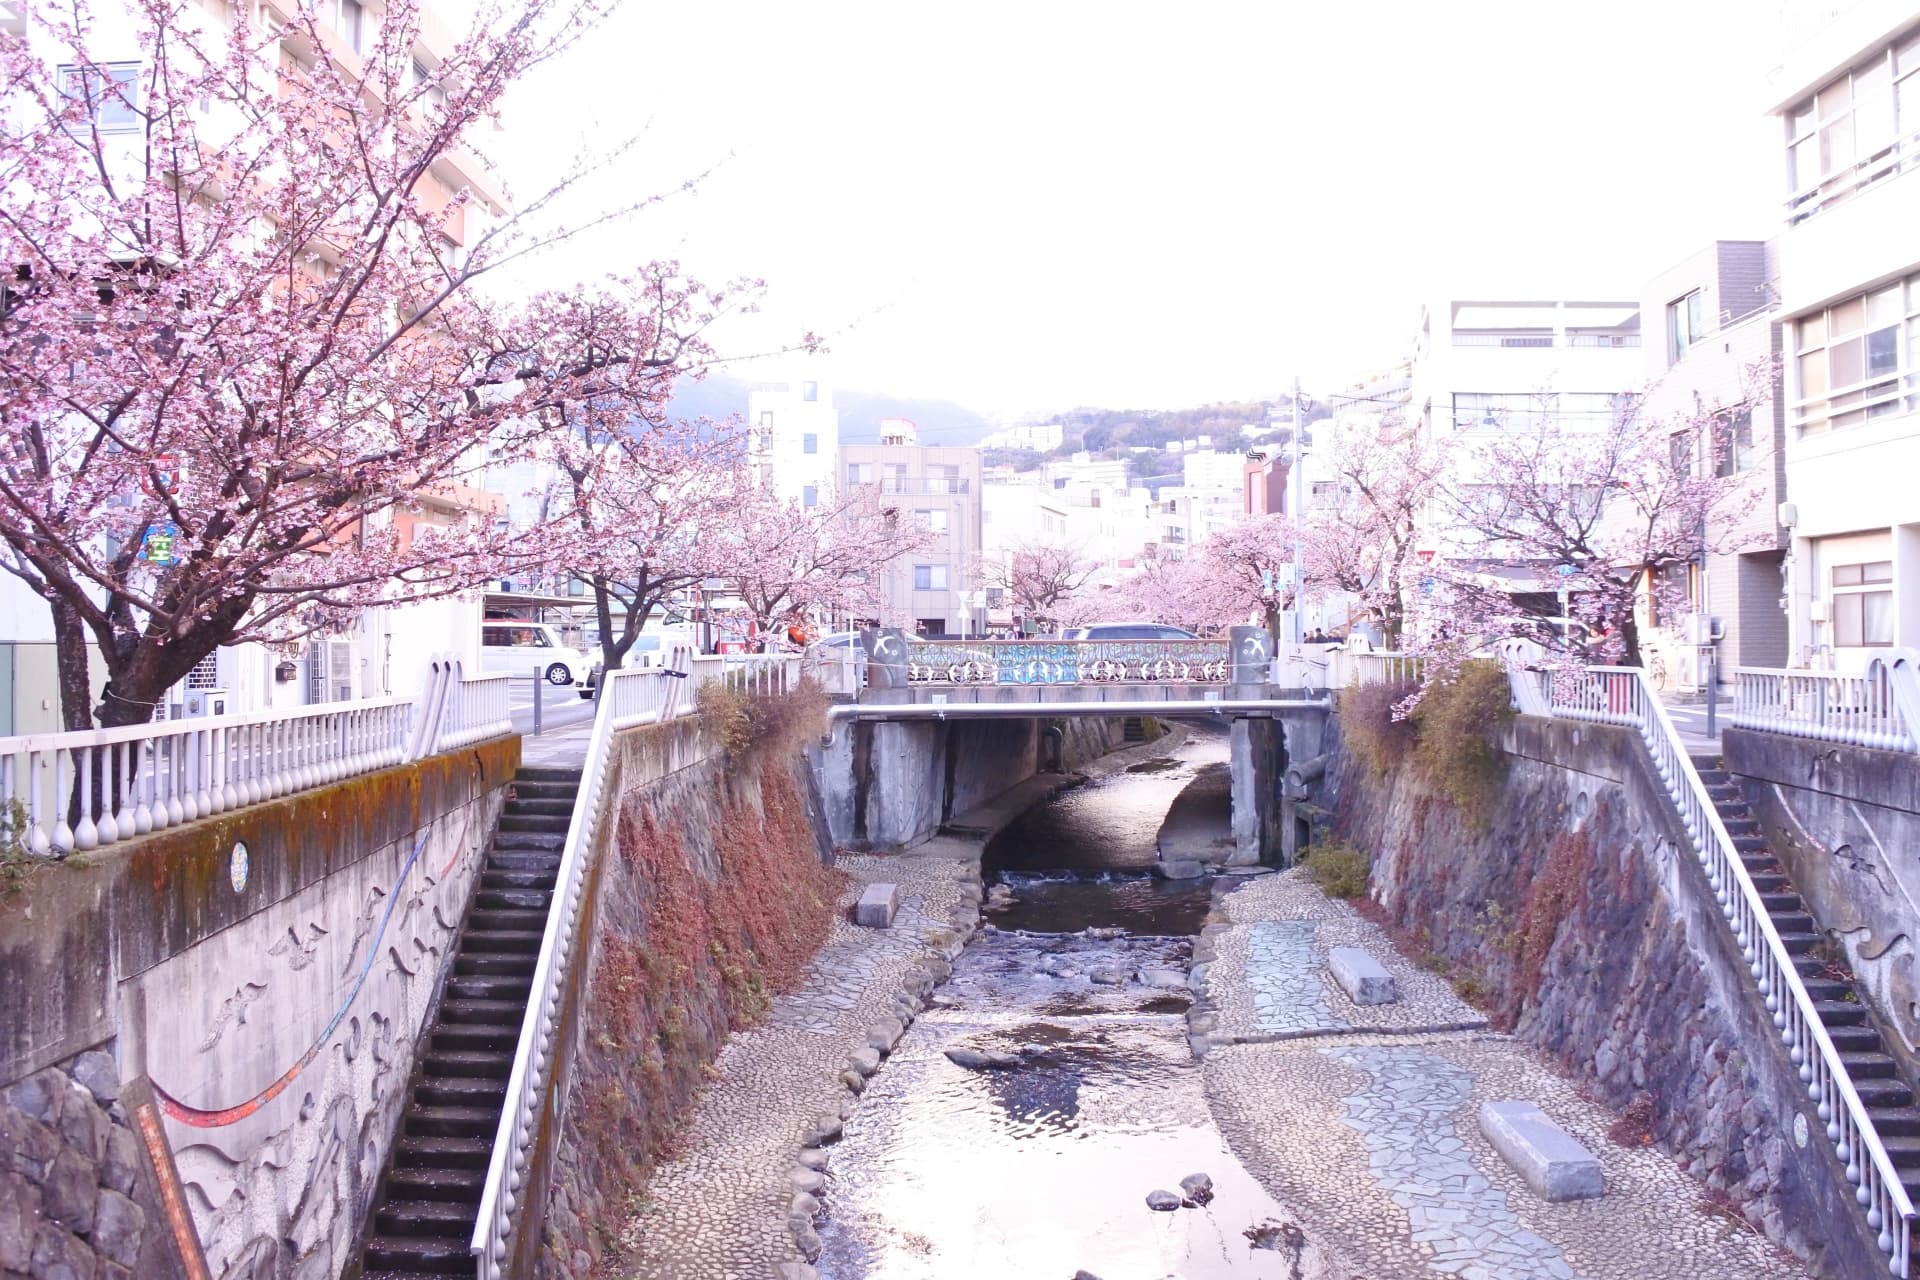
[
  {"x1": 354, "y1": 765, "x2": 582, "y2": 1278},
  {"x1": 1699, "y1": 760, "x2": 1920, "y2": 1203}
]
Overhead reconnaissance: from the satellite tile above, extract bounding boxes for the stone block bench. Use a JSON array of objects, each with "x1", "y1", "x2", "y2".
[
  {"x1": 855, "y1": 883, "x2": 900, "y2": 928},
  {"x1": 1328, "y1": 946, "x2": 1399, "y2": 1005},
  {"x1": 1478, "y1": 1101, "x2": 1604, "y2": 1201}
]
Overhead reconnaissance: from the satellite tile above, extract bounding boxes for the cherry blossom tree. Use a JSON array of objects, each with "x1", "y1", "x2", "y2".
[
  {"x1": 1198, "y1": 514, "x2": 1295, "y2": 638},
  {"x1": 0, "y1": 0, "x2": 721, "y2": 727},
  {"x1": 709, "y1": 485, "x2": 935, "y2": 647},
  {"x1": 1299, "y1": 416, "x2": 1444, "y2": 646},
  {"x1": 980, "y1": 540, "x2": 1100, "y2": 632},
  {"x1": 1429, "y1": 384, "x2": 1767, "y2": 667}
]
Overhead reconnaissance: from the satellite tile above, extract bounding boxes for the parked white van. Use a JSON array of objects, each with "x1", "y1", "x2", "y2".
[{"x1": 480, "y1": 622, "x2": 591, "y2": 687}]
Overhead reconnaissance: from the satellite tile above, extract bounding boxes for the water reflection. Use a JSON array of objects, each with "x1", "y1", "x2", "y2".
[{"x1": 815, "y1": 728, "x2": 1334, "y2": 1279}]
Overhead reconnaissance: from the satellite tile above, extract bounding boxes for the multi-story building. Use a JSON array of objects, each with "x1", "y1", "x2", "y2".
[
  {"x1": 842, "y1": 421, "x2": 984, "y2": 636},
  {"x1": 1635, "y1": 241, "x2": 1790, "y2": 690},
  {"x1": 748, "y1": 375, "x2": 840, "y2": 511},
  {"x1": 1405, "y1": 297, "x2": 1644, "y2": 563},
  {"x1": 980, "y1": 422, "x2": 1066, "y2": 452},
  {"x1": 1766, "y1": 4, "x2": 1920, "y2": 666}
]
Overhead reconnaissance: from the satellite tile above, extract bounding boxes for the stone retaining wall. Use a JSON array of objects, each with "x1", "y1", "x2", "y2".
[
  {"x1": 537, "y1": 718, "x2": 841, "y2": 1279},
  {"x1": 1317, "y1": 712, "x2": 1880, "y2": 1280}
]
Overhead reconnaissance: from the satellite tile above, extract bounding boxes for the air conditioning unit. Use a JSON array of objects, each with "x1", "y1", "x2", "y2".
[{"x1": 1777, "y1": 502, "x2": 1798, "y2": 528}]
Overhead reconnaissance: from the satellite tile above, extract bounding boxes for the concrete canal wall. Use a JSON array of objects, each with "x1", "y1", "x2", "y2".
[{"x1": 0, "y1": 737, "x2": 519, "y2": 1280}]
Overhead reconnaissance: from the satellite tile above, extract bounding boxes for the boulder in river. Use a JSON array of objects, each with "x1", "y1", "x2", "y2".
[
  {"x1": 1179, "y1": 1172, "x2": 1214, "y2": 1204},
  {"x1": 1089, "y1": 968, "x2": 1132, "y2": 986},
  {"x1": 1140, "y1": 969, "x2": 1189, "y2": 990},
  {"x1": 1146, "y1": 1189, "x2": 1183, "y2": 1211}
]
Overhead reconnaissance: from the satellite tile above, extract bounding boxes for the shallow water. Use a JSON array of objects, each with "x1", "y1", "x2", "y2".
[{"x1": 816, "y1": 729, "x2": 1334, "y2": 1280}]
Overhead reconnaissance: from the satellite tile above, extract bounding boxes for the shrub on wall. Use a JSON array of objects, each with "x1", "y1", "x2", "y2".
[
  {"x1": 1339, "y1": 678, "x2": 1420, "y2": 778},
  {"x1": 1410, "y1": 660, "x2": 1515, "y2": 828},
  {"x1": 1300, "y1": 840, "x2": 1370, "y2": 898},
  {"x1": 695, "y1": 676, "x2": 830, "y2": 761}
]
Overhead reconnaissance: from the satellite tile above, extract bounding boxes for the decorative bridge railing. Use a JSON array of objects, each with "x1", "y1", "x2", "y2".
[
  {"x1": 903, "y1": 639, "x2": 1232, "y2": 685},
  {"x1": 1730, "y1": 659, "x2": 1919, "y2": 753}
]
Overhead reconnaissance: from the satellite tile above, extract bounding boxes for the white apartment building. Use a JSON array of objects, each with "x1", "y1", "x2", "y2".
[
  {"x1": 1180, "y1": 449, "x2": 1249, "y2": 545},
  {"x1": 1766, "y1": 2, "x2": 1920, "y2": 667},
  {"x1": 748, "y1": 376, "x2": 841, "y2": 511},
  {"x1": 842, "y1": 426, "x2": 984, "y2": 636},
  {"x1": 1405, "y1": 298, "x2": 1645, "y2": 562}
]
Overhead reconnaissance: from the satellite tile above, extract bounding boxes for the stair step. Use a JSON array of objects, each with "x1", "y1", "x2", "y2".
[
  {"x1": 1800, "y1": 978, "x2": 1851, "y2": 1003},
  {"x1": 1815, "y1": 999, "x2": 1870, "y2": 1027},
  {"x1": 1777, "y1": 932, "x2": 1823, "y2": 956},
  {"x1": 1760, "y1": 892, "x2": 1804, "y2": 913},
  {"x1": 1825, "y1": 1024, "x2": 1882, "y2": 1051},
  {"x1": 395, "y1": 1134, "x2": 494, "y2": 1170},
  {"x1": 1695, "y1": 769, "x2": 1730, "y2": 786},
  {"x1": 453, "y1": 952, "x2": 536, "y2": 977},
  {"x1": 374, "y1": 1198, "x2": 477, "y2": 1238},
  {"x1": 1740, "y1": 853, "x2": 1778, "y2": 873},
  {"x1": 1868, "y1": 1107, "x2": 1920, "y2": 1137},
  {"x1": 1722, "y1": 817, "x2": 1761, "y2": 837},
  {"x1": 1747, "y1": 872, "x2": 1789, "y2": 893},
  {"x1": 467, "y1": 908, "x2": 550, "y2": 932},
  {"x1": 515, "y1": 766, "x2": 584, "y2": 783},
  {"x1": 476, "y1": 887, "x2": 553, "y2": 911},
  {"x1": 481, "y1": 869, "x2": 559, "y2": 891},
  {"x1": 490, "y1": 831, "x2": 566, "y2": 854},
  {"x1": 1838, "y1": 1051, "x2": 1901, "y2": 1080},
  {"x1": 407, "y1": 1105, "x2": 500, "y2": 1139},
  {"x1": 444, "y1": 974, "x2": 533, "y2": 1002},
  {"x1": 438, "y1": 998, "x2": 526, "y2": 1026},
  {"x1": 459, "y1": 930, "x2": 544, "y2": 954},
  {"x1": 415, "y1": 1076, "x2": 509, "y2": 1108},
  {"x1": 506, "y1": 797, "x2": 575, "y2": 817},
  {"x1": 1880, "y1": 1136, "x2": 1920, "y2": 1166},
  {"x1": 363, "y1": 1233, "x2": 472, "y2": 1272},
  {"x1": 512, "y1": 781, "x2": 580, "y2": 802},
  {"x1": 1731, "y1": 834, "x2": 1769, "y2": 853},
  {"x1": 431, "y1": 1023, "x2": 519, "y2": 1053},
  {"x1": 1769, "y1": 912, "x2": 1815, "y2": 935},
  {"x1": 1851, "y1": 1077, "x2": 1915, "y2": 1109},
  {"x1": 383, "y1": 1165, "x2": 485, "y2": 1205},
  {"x1": 421, "y1": 1049, "x2": 512, "y2": 1080},
  {"x1": 499, "y1": 814, "x2": 571, "y2": 834}
]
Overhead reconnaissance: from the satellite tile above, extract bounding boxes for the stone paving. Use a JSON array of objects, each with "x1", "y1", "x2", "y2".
[
  {"x1": 1198, "y1": 870, "x2": 1813, "y2": 1280},
  {"x1": 1201, "y1": 869, "x2": 1485, "y2": 1043},
  {"x1": 615, "y1": 850, "x2": 978, "y2": 1280}
]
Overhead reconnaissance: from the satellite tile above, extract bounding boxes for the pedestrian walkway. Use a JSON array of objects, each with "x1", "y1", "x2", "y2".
[
  {"x1": 1198, "y1": 870, "x2": 1810, "y2": 1280},
  {"x1": 518, "y1": 721, "x2": 592, "y2": 769}
]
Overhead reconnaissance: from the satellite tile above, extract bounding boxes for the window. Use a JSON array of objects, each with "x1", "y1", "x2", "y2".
[
  {"x1": 802, "y1": 485, "x2": 817, "y2": 509},
  {"x1": 1452, "y1": 391, "x2": 1634, "y2": 433},
  {"x1": 846, "y1": 462, "x2": 874, "y2": 485},
  {"x1": 802, "y1": 381, "x2": 818, "y2": 402},
  {"x1": 916, "y1": 617, "x2": 947, "y2": 636},
  {"x1": 1668, "y1": 430, "x2": 1693, "y2": 477},
  {"x1": 912, "y1": 509, "x2": 949, "y2": 533},
  {"x1": 58, "y1": 63, "x2": 142, "y2": 133},
  {"x1": 913, "y1": 564, "x2": 949, "y2": 591},
  {"x1": 340, "y1": 0, "x2": 365, "y2": 52},
  {"x1": 927, "y1": 464, "x2": 961, "y2": 494},
  {"x1": 1832, "y1": 560, "x2": 1894, "y2": 646},
  {"x1": 802, "y1": 432, "x2": 817, "y2": 455},
  {"x1": 1713, "y1": 407, "x2": 1755, "y2": 476},
  {"x1": 1791, "y1": 273, "x2": 1920, "y2": 432},
  {"x1": 759, "y1": 410, "x2": 774, "y2": 428},
  {"x1": 1668, "y1": 290, "x2": 1704, "y2": 364},
  {"x1": 985, "y1": 587, "x2": 1005, "y2": 608},
  {"x1": 881, "y1": 463, "x2": 908, "y2": 494},
  {"x1": 1787, "y1": 35, "x2": 1920, "y2": 219}
]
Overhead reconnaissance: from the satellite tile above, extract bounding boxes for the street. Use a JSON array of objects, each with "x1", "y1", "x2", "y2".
[{"x1": 507, "y1": 674, "x2": 596, "y2": 737}]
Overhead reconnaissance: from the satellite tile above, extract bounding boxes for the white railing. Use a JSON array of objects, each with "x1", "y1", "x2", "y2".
[
  {"x1": 472, "y1": 653, "x2": 699, "y2": 1279},
  {"x1": 1521, "y1": 663, "x2": 1914, "y2": 1277},
  {"x1": 1731, "y1": 660, "x2": 1918, "y2": 753},
  {"x1": 0, "y1": 665, "x2": 514, "y2": 858},
  {"x1": 1331, "y1": 650, "x2": 1423, "y2": 689},
  {"x1": 686, "y1": 653, "x2": 800, "y2": 699},
  {"x1": 803, "y1": 643, "x2": 866, "y2": 697},
  {"x1": 438, "y1": 672, "x2": 515, "y2": 753}
]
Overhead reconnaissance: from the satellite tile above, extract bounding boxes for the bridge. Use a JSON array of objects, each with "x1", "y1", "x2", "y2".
[{"x1": 811, "y1": 627, "x2": 1330, "y2": 866}]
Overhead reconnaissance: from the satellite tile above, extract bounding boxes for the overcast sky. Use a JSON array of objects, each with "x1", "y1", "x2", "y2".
[{"x1": 490, "y1": 0, "x2": 1845, "y2": 416}]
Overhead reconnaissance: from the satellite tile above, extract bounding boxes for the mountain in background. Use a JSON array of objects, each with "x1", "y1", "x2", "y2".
[{"x1": 666, "y1": 373, "x2": 997, "y2": 445}]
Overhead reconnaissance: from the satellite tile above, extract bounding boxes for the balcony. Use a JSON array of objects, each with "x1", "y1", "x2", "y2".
[
  {"x1": 1451, "y1": 333, "x2": 1640, "y2": 349},
  {"x1": 860, "y1": 478, "x2": 972, "y2": 496}
]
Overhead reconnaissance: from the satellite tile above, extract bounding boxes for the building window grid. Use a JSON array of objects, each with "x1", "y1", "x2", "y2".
[
  {"x1": 912, "y1": 564, "x2": 949, "y2": 591},
  {"x1": 1831, "y1": 560, "x2": 1894, "y2": 647},
  {"x1": 1668, "y1": 290, "x2": 1705, "y2": 365},
  {"x1": 802, "y1": 433, "x2": 817, "y2": 455},
  {"x1": 1789, "y1": 271, "x2": 1920, "y2": 434},
  {"x1": 1786, "y1": 31, "x2": 1920, "y2": 218},
  {"x1": 58, "y1": 62, "x2": 142, "y2": 133}
]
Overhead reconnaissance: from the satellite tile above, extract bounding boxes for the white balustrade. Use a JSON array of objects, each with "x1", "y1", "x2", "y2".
[
  {"x1": 1731, "y1": 665, "x2": 1917, "y2": 752},
  {"x1": 0, "y1": 667, "x2": 517, "y2": 860},
  {"x1": 1347, "y1": 650, "x2": 1424, "y2": 689},
  {"x1": 1525, "y1": 664, "x2": 1915, "y2": 1277},
  {"x1": 472, "y1": 651, "x2": 698, "y2": 1279}
]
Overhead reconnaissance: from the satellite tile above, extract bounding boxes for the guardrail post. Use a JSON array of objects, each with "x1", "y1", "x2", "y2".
[{"x1": 532, "y1": 663, "x2": 543, "y2": 737}]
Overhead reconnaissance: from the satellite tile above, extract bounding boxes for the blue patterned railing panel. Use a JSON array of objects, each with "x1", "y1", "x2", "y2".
[{"x1": 903, "y1": 639, "x2": 1231, "y2": 685}]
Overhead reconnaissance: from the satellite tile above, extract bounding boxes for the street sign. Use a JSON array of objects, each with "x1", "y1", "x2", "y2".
[
  {"x1": 1416, "y1": 549, "x2": 1435, "y2": 564},
  {"x1": 140, "y1": 522, "x2": 180, "y2": 565},
  {"x1": 1420, "y1": 577, "x2": 1437, "y2": 596},
  {"x1": 1555, "y1": 562, "x2": 1577, "y2": 578}
]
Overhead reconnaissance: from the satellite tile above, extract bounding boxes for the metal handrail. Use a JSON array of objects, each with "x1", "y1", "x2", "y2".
[
  {"x1": 1729, "y1": 664, "x2": 1917, "y2": 752},
  {"x1": 470, "y1": 653, "x2": 693, "y2": 1278},
  {"x1": 1542, "y1": 665, "x2": 1914, "y2": 1275}
]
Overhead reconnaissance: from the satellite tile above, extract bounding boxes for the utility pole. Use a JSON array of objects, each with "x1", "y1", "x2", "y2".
[{"x1": 1289, "y1": 377, "x2": 1307, "y2": 646}]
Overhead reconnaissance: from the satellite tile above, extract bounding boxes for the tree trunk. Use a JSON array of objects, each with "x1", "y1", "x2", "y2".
[{"x1": 49, "y1": 599, "x2": 95, "y2": 731}]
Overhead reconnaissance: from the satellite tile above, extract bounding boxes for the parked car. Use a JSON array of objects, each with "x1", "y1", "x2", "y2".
[
  {"x1": 479, "y1": 621, "x2": 592, "y2": 688},
  {"x1": 1062, "y1": 623, "x2": 1199, "y2": 641}
]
